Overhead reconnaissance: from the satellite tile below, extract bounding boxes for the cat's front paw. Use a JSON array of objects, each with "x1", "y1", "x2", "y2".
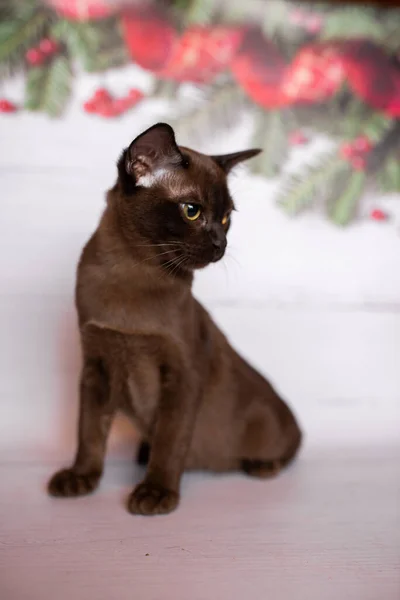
[
  {"x1": 48, "y1": 468, "x2": 100, "y2": 497},
  {"x1": 127, "y1": 481, "x2": 179, "y2": 516}
]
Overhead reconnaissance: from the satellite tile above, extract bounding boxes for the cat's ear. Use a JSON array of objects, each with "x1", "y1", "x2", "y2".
[
  {"x1": 211, "y1": 149, "x2": 261, "y2": 174},
  {"x1": 125, "y1": 123, "x2": 183, "y2": 187}
]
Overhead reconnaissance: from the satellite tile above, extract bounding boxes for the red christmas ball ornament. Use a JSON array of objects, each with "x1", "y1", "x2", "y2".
[
  {"x1": 341, "y1": 41, "x2": 400, "y2": 117},
  {"x1": 26, "y1": 48, "x2": 44, "y2": 66},
  {"x1": 159, "y1": 25, "x2": 244, "y2": 83},
  {"x1": 0, "y1": 99, "x2": 17, "y2": 113},
  {"x1": 282, "y1": 43, "x2": 345, "y2": 103},
  {"x1": 121, "y1": 7, "x2": 177, "y2": 72},
  {"x1": 370, "y1": 208, "x2": 389, "y2": 221},
  {"x1": 39, "y1": 38, "x2": 59, "y2": 55},
  {"x1": 231, "y1": 28, "x2": 290, "y2": 109},
  {"x1": 46, "y1": 0, "x2": 113, "y2": 20},
  {"x1": 289, "y1": 130, "x2": 308, "y2": 145}
]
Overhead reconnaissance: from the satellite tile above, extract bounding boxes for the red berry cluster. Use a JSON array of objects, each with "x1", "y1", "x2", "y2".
[
  {"x1": 26, "y1": 38, "x2": 59, "y2": 66},
  {"x1": 289, "y1": 10, "x2": 323, "y2": 34},
  {"x1": 289, "y1": 130, "x2": 309, "y2": 146},
  {"x1": 339, "y1": 136, "x2": 373, "y2": 171},
  {"x1": 83, "y1": 88, "x2": 144, "y2": 118},
  {"x1": 370, "y1": 208, "x2": 388, "y2": 221},
  {"x1": 0, "y1": 99, "x2": 17, "y2": 113}
]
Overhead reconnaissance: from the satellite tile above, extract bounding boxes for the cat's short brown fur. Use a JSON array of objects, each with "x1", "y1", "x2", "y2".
[{"x1": 48, "y1": 123, "x2": 302, "y2": 515}]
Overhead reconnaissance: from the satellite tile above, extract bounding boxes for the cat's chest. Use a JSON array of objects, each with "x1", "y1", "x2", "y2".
[{"x1": 78, "y1": 265, "x2": 190, "y2": 336}]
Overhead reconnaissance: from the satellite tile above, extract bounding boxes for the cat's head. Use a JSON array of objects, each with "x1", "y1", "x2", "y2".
[{"x1": 115, "y1": 123, "x2": 260, "y2": 271}]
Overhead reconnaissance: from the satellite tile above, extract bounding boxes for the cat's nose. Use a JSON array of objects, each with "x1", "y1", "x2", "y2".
[{"x1": 212, "y1": 238, "x2": 224, "y2": 250}]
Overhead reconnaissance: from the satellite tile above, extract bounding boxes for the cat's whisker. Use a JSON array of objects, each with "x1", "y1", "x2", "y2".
[
  {"x1": 132, "y1": 249, "x2": 177, "y2": 269},
  {"x1": 135, "y1": 242, "x2": 185, "y2": 248}
]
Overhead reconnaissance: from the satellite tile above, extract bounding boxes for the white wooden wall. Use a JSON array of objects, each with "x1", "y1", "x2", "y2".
[{"x1": 0, "y1": 66, "x2": 399, "y2": 600}]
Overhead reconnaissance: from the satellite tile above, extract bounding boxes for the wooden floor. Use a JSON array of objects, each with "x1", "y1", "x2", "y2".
[
  {"x1": 1, "y1": 65, "x2": 400, "y2": 599},
  {"x1": 1, "y1": 447, "x2": 399, "y2": 600}
]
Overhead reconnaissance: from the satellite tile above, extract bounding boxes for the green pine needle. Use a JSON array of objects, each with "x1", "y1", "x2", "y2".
[
  {"x1": 330, "y1": 170, "x2": 366, "y2": 226},
  {"x1": 173, "y1": 83, "x2": 247, "y2": 144},
  {"x1": 52, "y1": 19, "x2": 100, "y2": 72},
  {"x1": 25, "y1": 55, "x2": 72, "y2": 117},
  {"x1": 378, "y1": 155, "x2": 400, "y2": 194},
  {"x1": 262, "y1": 1, "x2": 292, "y2": 40},
  {"x1": 0, "y1": 7, "x2": 49, "y2": 78},
  {"x1": 321, "y1": 7, "x2": 386, "y2": 41},
  {"x1": 277, "y1": 151, "x2": 348, "y2": 216},
  {"x1": 251, "y1": 109, "x2": 292, "y2": 178},
  {"x1": 185, "y1": 0, "x2": 216, "y2": 25}
]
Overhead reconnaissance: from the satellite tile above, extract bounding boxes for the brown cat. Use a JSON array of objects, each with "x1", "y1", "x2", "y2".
[{"x1": 48, "y1": 123, "x2": 302, "y2": 515}]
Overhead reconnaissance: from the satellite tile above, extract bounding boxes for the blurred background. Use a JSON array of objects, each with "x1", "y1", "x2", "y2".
[
  {"x1": 1, "y1": 0, "x2": 399, "y2": 459},
  {"x1": 1, "y1": 2, "x2": 400, "y2": 599}
]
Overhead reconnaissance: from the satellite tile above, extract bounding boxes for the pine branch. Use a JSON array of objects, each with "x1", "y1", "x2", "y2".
[
  {"x1": 250, "y1": 109, "x2": 292, "y2": 178},
  {"x1": 377, "y1": 155, "x2": 400, "y2": 194},
  {"x1": 262, "y1": 1, "x2": 292, "y2": 41},
  {"x1": 52, "y1": 19, "x2": 101, "y2": 72},
  {"x1": 277, "y1": 150, "x2": 348, "y2": 216},
  {"x1": 172, "y1": 82, "x2": 248, "y2": 144},
  {"x1": 184, "y1": 0, "x2": 216, "y2": 25},
  {"x1": 330, "y1": 170, "x2": 366, "y2": 226},
  {"x1": 321, "y1": 7, "x2": 387, "y2": 41},
  {"x1": 0, "y1": 6, "x2": 50, "y2": 78},
  {"x1": 366, "y1": 120, "x2": 400, "y2": 173},
  {"x1": 25, "y1": 55, "x2": 72, "y2": 117}
]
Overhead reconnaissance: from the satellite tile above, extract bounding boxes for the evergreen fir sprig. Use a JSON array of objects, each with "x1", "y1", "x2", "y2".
[
  {"x1": 0, "y1": 4, "x2": 51, "y2": 78},
  {"x1": 330, "y1": 169, "x2": 366, "y2": 226},
  {"x1": 172, "y1": 82, "x2": 248, "y2": 143},
  {"x1": 184, "y1": 0, "x2": 216, "y2": 25},
  {"x1": 277, "y1": 148, "x2": 350, "y2": 216},
  {"x1": 24, "y1": 55, "x2": 72, "y2": 117},
  {"x1": 52, "y1": 19, "x2": 101, "y2": 72},
  {"x1": 321, "y1": 7, "x2": 387, "y2": 42},
  {"x1": 378, "y1": 155, "x2": 400, "y2": 194},
  {"x1": 250, "y1": 108, "x2": 293, "y2": 178}
]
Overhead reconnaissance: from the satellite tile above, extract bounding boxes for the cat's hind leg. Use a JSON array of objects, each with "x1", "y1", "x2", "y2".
[{"x1": 239, "y1": 398, "x2": 302, "y2": 479}]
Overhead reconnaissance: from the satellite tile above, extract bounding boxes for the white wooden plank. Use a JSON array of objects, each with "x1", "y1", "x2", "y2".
[
  {"x1": 0, "y1": 449, "x2": 398, "y2": 600},
  {"x1": 0, "y1": 297, "x2": 399, "y2": 458},
  {"x1": 2, "y1": 169, "x2": 400, "y2": 306}
]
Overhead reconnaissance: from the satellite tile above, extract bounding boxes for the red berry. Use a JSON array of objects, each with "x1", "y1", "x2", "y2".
[
  {"x1": 340, "y1": 142, "x2": 354, "y2": 159},
  {"x1": 351, "y1": 156, "x2": 367, "y2": 171},
  {"x1": 39, "y1": 38, "x2": 59, "y2": 55},
  {"x1": 26, "y1": 48, "x2": 44, "y2": 65},
  {"x1": 353, "y1": 136, "x2": 372, "y2": 153},
  {"x1": 289, "y1": 130, "x2": 308, "y2": 145},
  {"x1": 128, "y1": 88, "x2": 144, "y2": 101},
  {"x1": 370, "y1": 209, "x2": 388, "y2": 221},
  {"x1": 94, "y1": 88, "x2": 112, "y2": 101},
  {"x1": 112, "y1": 98, "x2": 130, "y2": 115},
  {"x1": 0, "y1": 99, "x2": 17, "y2": 113},
  {"x1": 98, "y1": 104, "x2": 117, "y2": 118},
  {"x1": 83, "y1": 100, "x2": 97, "y2": 114},
  {"x1": 306, "y1": 15, "x2": 323, "y2": 34}
]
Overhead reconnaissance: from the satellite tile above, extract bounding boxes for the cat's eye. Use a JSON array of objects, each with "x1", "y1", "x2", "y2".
[
  {"x1": 181, "y1": 203, "x2": 202, "y2": 221},
  {"x1": 222, "y1": 213, "x2": 230, "y2": 226}
]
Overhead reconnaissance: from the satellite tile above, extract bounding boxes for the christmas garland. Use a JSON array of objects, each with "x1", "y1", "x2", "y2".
[{"x1": 1, "y1": 0, "x2": 399, "y2": 225}]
